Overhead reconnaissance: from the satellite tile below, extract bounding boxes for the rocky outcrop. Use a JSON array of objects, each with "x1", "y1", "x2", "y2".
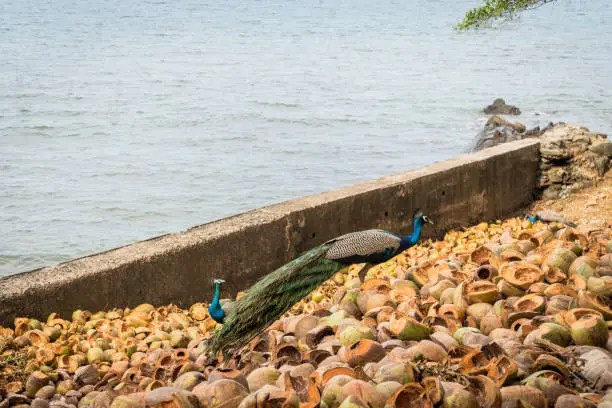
[
  {"x1": 473, "y1": 115, "x2": 550, "y2": 151},
  {"x1": 474, "y1": 117, "x2": 610, "y2": 199},
  {"x1": 537, "y1": 124, "x2": 610, "y2": 200},
  {"x1": 482, "y1": 98, "x2": 521, "y2": 115},
  {"x1": 589, "y1": 142, "x2": 612, "y2": 157}
]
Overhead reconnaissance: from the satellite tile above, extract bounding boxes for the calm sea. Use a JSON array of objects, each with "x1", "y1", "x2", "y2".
[{"x1": 1, "y1": 0, "x2": 611, "y2": 275}]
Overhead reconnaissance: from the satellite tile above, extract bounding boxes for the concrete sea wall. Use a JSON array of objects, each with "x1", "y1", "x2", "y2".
[{"x1": 0, "y1": 139, "x2": 540, "y2": 325}]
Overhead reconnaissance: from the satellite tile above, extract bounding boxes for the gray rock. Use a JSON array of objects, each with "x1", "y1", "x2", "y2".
[
  {"x1": 595, "y1": 156, "x2": 609, "y2": 176},
  {"x1": 589, "y1": 141, "x2": 612, "y2": 157},
  {"x1": 485, "y1": 115, "x2": 526, "y2": 132},
  {"x1": 542, "y1": 186, "x2": 560, "y2": 201},
  {"x1": 539, "y1": 162, "x2": 552, "y2": 171},
  {"x1": 537, "y1": 174, "x2": 550, "y2": 188},
  {"x1": 547, "y1": 167, "x2": 567, "y2": 184},
  {"x1": 566, "y1": 182, "x2": 584, "y2": 194},
  {"x1": 483, "y1": 98, "x2": 521, "y2": 115},
  {"x1": 473, "y1": 115, "x2": 526, "y2": 151},
  {"x1": 540, "y1": 147, "x2": 571, "y2": 162},
  {"x1": 523, "y1": 126, "x2": 542, "y2": 138}
]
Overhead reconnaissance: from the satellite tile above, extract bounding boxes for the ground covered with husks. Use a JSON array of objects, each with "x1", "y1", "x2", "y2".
[{"x1": 1, "y1": 179, "x2": 611, "y2": 408}]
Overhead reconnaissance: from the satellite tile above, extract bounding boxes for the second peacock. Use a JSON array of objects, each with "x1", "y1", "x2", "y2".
[{"x1": 206, "y1": 210, "x2": 433, "y2": 359}]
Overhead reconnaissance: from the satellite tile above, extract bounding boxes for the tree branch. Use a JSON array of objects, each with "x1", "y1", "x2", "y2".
[{"x1": 455, "y1": 0, "x2": 557, "y2": 31}]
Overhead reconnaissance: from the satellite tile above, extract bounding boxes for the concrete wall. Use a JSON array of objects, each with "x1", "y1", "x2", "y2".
[{"x1": 0, "y1": 139, "x2": 540, "y2": 325}]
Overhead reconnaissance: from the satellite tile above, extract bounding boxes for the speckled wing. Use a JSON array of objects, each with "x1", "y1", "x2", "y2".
[
  {"x1": 324, "y1": 229, "x2": 402, "y2": 260},
  {"x1": 221, "y1": 300, "x2": 235, "y2": 316}
]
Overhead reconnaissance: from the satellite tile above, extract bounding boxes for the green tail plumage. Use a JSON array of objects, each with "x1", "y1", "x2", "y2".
[{"x1": 206, "y1": 243, "x2": 343, "y2": 359}]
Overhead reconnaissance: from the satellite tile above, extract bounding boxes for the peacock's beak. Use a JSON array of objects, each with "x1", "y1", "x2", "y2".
[{"x1": 423, "y1": 216, "x2": 434, "y2": 225}]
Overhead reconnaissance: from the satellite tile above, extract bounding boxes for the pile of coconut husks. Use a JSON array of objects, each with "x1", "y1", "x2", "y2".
[{"x1": 1, "y1": 217, "x2": 611, "y2": 408}]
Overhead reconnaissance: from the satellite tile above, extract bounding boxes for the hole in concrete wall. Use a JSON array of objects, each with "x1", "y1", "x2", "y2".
[
  {"x1": 442, "y1": 190, "x2": 446, "y2": 196},
  {"x1": 312, "y1": 232, "x2": 316, "y2": 238},
  {"x1": 384, "y1": 211, "x2": 389, "y2": 217}
]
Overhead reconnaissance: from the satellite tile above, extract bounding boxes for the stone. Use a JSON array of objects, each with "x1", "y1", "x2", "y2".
[
  {"x1": 594, "y1": 156, "x2": 609, "y2": 176},
  {"x1": 485, "y1": 115, "x2": 526, "y2": 132},
  {"x1": 540, "y1": 147, "x2": 571, "y2": 162},
  {"x1": 473, "y1": 115, "x2": 526, "y2": 151},
  {"x1": 524, "y1": 126, "x2": 544, "y2": 138},
  {"x1": 589, "y1": 141, "x2": 612, "y2": 157},
  {"x1": 542, "y1": 186, "x2": 560, "y2": 201},
  {"x1": 566, "y1": 182, "x2": 584, "y2": 194},
  {"x1": 537, "y1": 175, "x2": 550, "y2": 188},
  {"x1": 483, "y1": 98, "x2": 521, "y2": 115},
  {"x1": 539, "y1": 163, "x2": 551, "y2": 171},
  {"x1": 547, "y1": 167, "x2": 567, "y2": 184}
]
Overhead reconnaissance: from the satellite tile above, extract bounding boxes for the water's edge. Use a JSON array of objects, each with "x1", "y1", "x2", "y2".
[{"x1": 2, "y1": 0, "x2": 611, "y2": 274}]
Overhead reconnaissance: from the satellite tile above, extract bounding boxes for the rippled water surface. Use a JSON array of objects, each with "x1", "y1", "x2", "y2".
[{"x1": 1, "y1": 0, "x2": 611, "y2": 275}]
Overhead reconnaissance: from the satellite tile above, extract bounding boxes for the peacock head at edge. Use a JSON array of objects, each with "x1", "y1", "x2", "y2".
[
  {"x1": 413, "y1": 209, "x2": 434, "y2": 226},
  {"x1": 211, "y1": 278, "x2": 226, "y2": 288}
]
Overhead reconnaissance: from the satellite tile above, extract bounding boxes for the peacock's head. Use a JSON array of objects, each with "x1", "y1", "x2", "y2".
[
  {"x1": 413, "y1": 209, "x2": 434, "y2": 226},
  {"x1": 212, "y1": 278, "x2": 226, "y2": 287}
]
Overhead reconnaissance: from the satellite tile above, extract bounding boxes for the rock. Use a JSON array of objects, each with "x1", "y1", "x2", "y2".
[
  {"x1": 565, "y1": 182, "x2": 584, "y2": 194},
  {"x1": 542, "y1": 186, "x2": 560, "y2": 201},
  {"x1": 483, "y1": 98, "x2": 521, "y2": 115},
  {"x1": 485, "y1": 115, "x2": 526, "y2": 133},
  {"x1": 589, "y1": 141, "x2": 612, "y2": 157},
  {"x1": 524, "y1": 126, "x2": 542, "y2": 138},
  {"x1": 540, "y1": 162, "x2": 552, "y2": 171},
  {"x1": 473, "y1": 115, "x2": 526, "y2": 151},
  {"x1": 473, "y1": 127, "x2": 516, "y2": 151},
  {"x1": 525, "y1": 122, "x2": 555, "y2": 139},
  {"x1": 537, "y1": 174, "x2": 550, "y2": 188},
  {"x1": 540, "y1": 147, "x2": 571, "y2": 162},
  {"x1": 547, "y1": 167, "x2": 568, "y2": 184},
  {"x1": 595, "y1": 156, "x2": 609, "y2": 177}
]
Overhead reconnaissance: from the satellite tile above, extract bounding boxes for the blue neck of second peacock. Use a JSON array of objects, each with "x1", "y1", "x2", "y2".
[
  {"x1": 212, "y1": 282, "x2": 221, "y2": 308},
  {"x1": 407, "y1": 216, "x2": 424, "y2": 246}
]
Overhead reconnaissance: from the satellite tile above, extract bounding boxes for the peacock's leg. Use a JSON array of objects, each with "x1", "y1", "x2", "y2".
[{"x1": 357, "y1": 263, "x2": 374, "y2": 282}]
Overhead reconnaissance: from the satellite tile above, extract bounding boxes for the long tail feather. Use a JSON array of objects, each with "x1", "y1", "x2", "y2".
[{"x1": 207, "y1": 243, "x2": 343, "y2": 359}]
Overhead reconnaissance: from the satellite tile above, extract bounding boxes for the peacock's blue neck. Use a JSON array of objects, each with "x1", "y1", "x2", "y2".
[
  {"x1": 400, "y1": 217, "x2": 424, "y2": 249},
  {"x1": 209, "y1": 282, "x2": 225, "y2": 323},
  {"x1": 411, "y1": 218, "x2": 424, "y2": 244},
  {"x1": 212, "y1": 282, "x2": 221, "y2": 307}
]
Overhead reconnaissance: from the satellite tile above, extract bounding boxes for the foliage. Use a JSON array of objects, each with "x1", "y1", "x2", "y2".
[
  {"x1": 0, "y1": 350, "x2": 31, "y2": 387},
  {"x1": 456, "y1": 0, "x2": 556, "y2": 30}
]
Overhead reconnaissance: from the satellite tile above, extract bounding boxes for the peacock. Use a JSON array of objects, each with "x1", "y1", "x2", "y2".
[
  {"x1": 527, "y1": 210, "x2": 577, "y2": 228},
  {"x1": 206, "y1": 210, "x2": 434, "y2": 359},
  {"x1": 208, "y1": 279, "x2": 236, "y2": 323}
]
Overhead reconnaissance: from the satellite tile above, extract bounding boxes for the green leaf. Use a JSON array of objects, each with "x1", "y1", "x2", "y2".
[{"x1": 455, "y1": 0, "x2": 555, "y2": 31}]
